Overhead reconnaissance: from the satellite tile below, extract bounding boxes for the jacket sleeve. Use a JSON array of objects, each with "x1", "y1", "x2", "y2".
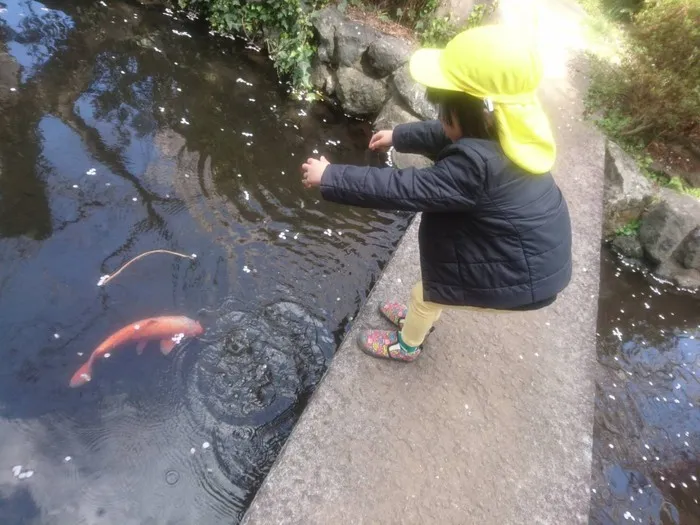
[
  {"x1": 319, "y1": 149, "x2": 484, "y2": 212},
  {"x1": 392, "y1": 120, "x2": 452, "y2": 160}
]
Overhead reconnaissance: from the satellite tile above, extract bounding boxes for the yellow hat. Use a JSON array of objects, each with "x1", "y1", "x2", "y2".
[{"x1": 409, "y1": 25, "x2": 556, "y2": 174}]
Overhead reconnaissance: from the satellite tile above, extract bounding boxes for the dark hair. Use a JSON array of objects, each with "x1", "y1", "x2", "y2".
[{"x1": 426, "y1": 88, "x2": 496, "y2": 140}]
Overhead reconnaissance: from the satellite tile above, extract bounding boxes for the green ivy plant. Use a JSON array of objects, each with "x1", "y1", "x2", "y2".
[
  {"x1": 178, "y1": 0, "x2": 327, "y2": 91},
  {"x1": 417, "y1": 0, "x2": 498, "y2": 46},
  {"x1": 615, "y1": 218, "x2": 641, "y2": 237}
]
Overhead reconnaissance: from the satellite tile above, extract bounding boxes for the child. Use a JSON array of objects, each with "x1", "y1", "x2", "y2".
[{"x1": 301, "y1": 25, "x2": 572, "y2": 362}]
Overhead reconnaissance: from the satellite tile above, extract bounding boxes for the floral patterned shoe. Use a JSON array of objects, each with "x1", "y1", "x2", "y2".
[
  {"x1": 357, "y1": 330, "x2": 421, "y2": 362},
  {"x1": 379, "y1": 302, "x2": 407, "y2": 328}
]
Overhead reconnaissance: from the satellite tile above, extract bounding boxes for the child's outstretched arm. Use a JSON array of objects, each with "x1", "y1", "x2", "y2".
[
  {"x1": 301, "y1": 146, "x2": 485, "y2": 213},
  {"x1": 369, "y1": 121, "x2": 451, "y2": 161},
  {"x1": 393, "y1": 120, "x2": 452, "y2": 160}
]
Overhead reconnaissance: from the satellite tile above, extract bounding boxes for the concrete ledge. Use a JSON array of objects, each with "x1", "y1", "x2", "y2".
[
  {"x1": 243, "y1": 1, "x2": 605, "y2": 521},
  {"x1": 243, "y1": 119, "x2": 604, "y2": 525}
]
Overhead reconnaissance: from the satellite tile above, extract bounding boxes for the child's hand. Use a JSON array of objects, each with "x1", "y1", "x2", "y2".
[
  {"x1": 369, "y1": 130, "x2": 393, "y2": 152},
  {"x1": 301, "y1": 156, "x2": 330, "y2": 189}
]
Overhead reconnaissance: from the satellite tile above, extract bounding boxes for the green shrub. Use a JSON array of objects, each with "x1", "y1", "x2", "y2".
[
  {"x1": 586, "y1": 0, "x2": 700, "y2": 145},
  {"x1": 178, "y1": 0, "x2": 328, "y2": 91}
]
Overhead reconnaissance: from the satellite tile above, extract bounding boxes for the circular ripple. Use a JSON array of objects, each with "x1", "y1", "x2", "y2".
[{"x1": 180, "y1": 300, "x2": 332, "y2": 429}]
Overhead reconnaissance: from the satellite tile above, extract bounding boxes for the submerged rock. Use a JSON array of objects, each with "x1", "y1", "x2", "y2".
[
  {"x1": 655, "y1": 258, "x2": 700, "y2": 289},
  {"x1": 392, "y1": 63, "x2": 438, "y2": 121},
  {"x1": 336, "y1": 67, "x2": 386, "y2": 116},
  {"x1": 603, "y1": 141, "x2": 655, "y2": 237},
  {"x1": 611, "y1": 235, "x2": 644, "y2": 260},
  {"x1": 639, "y1": 189, "x2": 699, "y2": 264}
]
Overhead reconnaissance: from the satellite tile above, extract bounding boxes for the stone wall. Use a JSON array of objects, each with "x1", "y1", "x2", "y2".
[
  {"x1": 309, "y1": 7, "x2": 437, "y2": 133},
  {"x1": 605, "y1": 141, "x2": 700, "y2": 290}
]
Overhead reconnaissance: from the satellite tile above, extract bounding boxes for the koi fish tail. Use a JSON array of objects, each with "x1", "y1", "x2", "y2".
[{"x1": 69, "y1": 361, "x2": 93, "y2": 388}]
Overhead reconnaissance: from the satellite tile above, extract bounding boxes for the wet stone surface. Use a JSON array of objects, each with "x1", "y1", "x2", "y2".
[
  {"x1": 0, "y1": 1, "x2": 408, "y2": 523},
  {"x1": 591, "y1": 250, "x2": 700, "y2": 524}
]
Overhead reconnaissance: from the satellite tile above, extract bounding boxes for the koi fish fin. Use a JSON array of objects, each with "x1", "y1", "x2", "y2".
[
  {"x1": 69, "y1": 361, "x2": 92, "y2": 388},
  {"x1": 160, "y1": 339, "x2": 177, "y2": 355},
  {"x1": 136, "y1": 341, "x2": 147, "y2": 355}
]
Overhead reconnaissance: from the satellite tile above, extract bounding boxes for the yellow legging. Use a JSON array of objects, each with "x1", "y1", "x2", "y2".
[{"x1": 401, "y1": 282, "x2": 506, "y2": 347}]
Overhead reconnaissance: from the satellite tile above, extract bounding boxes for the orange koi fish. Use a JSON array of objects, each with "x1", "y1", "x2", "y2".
[{"x1": 69, "y1": 316, "x2": 203, "y2": 387}]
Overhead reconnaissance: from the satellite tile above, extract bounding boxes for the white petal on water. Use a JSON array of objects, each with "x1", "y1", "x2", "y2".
[
  {"x1": 64, "y1": 456, "x2": 72, "y2": 462},
  {"x1": 692, "y1": 475, "x2": 698, "y2": 482},
  {"x1": 77, "y1": 352, "x2": 83, "y2": 356},
  {"x1": 671, "y1": 482, "x2": 676, "y2": 488},
  {"x1": 190, "y1": 448, "x2": 196, "y2": 454},
  {"x1": 642, "y1": 456, "x2": 647, "y2": 461},
  {"x1": 97, "y1": 274, "x2": 110, "y2": 286},
  {"x1": 683, "y1": 482, "x2": 689, "y2": 488},
  {"x1": 644, "y1": 444, "x2": 650, "y2": 450},
  {"x1": 86, "y1": 168, "x2": 97, "y2": 176},
  {"x1": 191, "y1": 254, "x2": 197, "y2": 259},
  {"x1": 202, "y1": 442, "x2": 210, "y2": 449},
  {"x1": 72, "y1": 184, "x2": 79, "y2": 189},
  {"x1": 9, "y1": 87, "x2": 16, "y2": 92},
  {"x1": 608, "y1": 443, "x2": 614, "y2": 449},
  {"x1": 104, "y1": 353, "x2": 111, "y2": 359},
  {"x1": 53, "y1": 333, "x2": 60, "y2": 339},
  {"x1": 12, "y1": 466, "x2": 22, "y2": 477},
  {"x1": 243, "y1": 266, "x2": 251, "y2": 273},
  {"x1": 608, "y1": 395, "x2": 616, "y2": 400}
]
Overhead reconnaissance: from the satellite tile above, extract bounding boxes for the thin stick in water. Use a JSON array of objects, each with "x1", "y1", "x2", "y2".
[{"x1": 97, "y1": 250, "x2": 196, "y2": 287}]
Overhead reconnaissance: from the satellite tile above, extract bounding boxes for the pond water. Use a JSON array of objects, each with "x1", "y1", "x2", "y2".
[
  {"x1": 0, "y1": 0, "x2": 409, "y2": 522},
  {"x1": 591, "y1": 250, "x2": 700, "y2": 524}
]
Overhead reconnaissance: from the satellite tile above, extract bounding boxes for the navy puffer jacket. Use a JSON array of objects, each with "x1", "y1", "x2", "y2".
[{"x1": 320, "y1": 120, "x2": 572, "y2": 310}]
